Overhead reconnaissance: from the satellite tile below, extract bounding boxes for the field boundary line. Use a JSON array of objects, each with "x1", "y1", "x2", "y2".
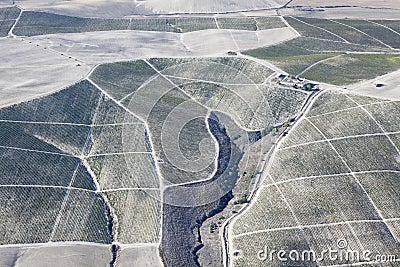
[
  {"x1": 49, "y1": 163, "x2": 81, "y2": 241},
  {"x1": 0, "y1": 145, "x2": 75, "y2": 157},
  {"x1": 367, "y1": 20, "x2": 400, "y2": 36},
  {"x1": 119, "y1": 74, "x2": 159, "y2": 103},
  {"x1": 0, "y1": 241, "x2": 111, "y2": 248},
  {"x1": 7, "y1": 8, "x2": 22, "y2": 37},
  {"x1": 214, "y1": 17, "x2": 220, "y2": 29},
  {"x1": 228, "y1": 29, "x2": 240, "y2": 51},
  {"x1": 0, "y1": 119, "x2": 89, "y2": 126},
  {"x1": 0, "y1": 119, "x2": 141, "y2": 127},
  {"x1": 280, "y1": 16, "x2": 300, "y2": 36},
  {"x1": 82, "y1": 158, "x2": 101, "y2": 192},
  {"x1": 262, "y1": 170, "x2": 400, "y2": 189},
  {"x1": 101, "y1": 188, "x2": 160, "y2": 193},
  {"x1": 119, "y1": 243, "x2": 159, "y2": 248},
  {"x1": 163, "y1": 74, "x2": 264, "y2": 86},
  {"x1": 86, "y1": 151, "x2": 152, "y2": 157},
  {"x1": 0, "y1": 184, "x2": 94, "y2": 192}
]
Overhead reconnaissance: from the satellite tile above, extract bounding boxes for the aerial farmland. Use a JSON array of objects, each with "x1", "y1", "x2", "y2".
[{"x1": 0, "y1": 1, "x2": 399, "y2": 267}]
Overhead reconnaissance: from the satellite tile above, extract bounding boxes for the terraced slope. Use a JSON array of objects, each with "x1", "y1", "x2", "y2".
[{"x1": 229, "y1": 90, "x2": 400, "y2": 266}]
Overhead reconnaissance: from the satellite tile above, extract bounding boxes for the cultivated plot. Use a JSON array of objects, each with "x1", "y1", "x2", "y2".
[
  {"x1": 2, "y1": 245, "x2": 112, "y2": 267},
  {"x1": 269, "y1": 141, "x2": 349, "y2": 182},
  {"x1": 356, "y1": 172, "x2": 400, "y2": 219},
  {"x1": 307, "y1": 107, "x2": 383, "y2": 139},
  {"x1": 301, "y1": 54, "x2": 400, "y2": 85},
  {"x1": 90, "y1": 124, "x2": 150, "y2": 155},
  {"x1": 51, "y1": 190, "x2": 111, "y2": 243},
  {"x1": 331, "y1": 135, "x2": 400, "y2": 172},
  {"x1": 106, "y1": 189, "x2": 161, "y2": 244},
  {"x1": 338, "y1": 19, "x2": 400, "y2": 49},
  {"x1": 306, "y1": 90, "x2": 358, "y2": 117},
  {"x1": 279, "y1": 175, "x2": 380, "y2": 225},
  {"x1": 0, "y1": 80, "x2": 101, "y2": 124},
  {"x1": 364, "y1": 101, "x2": 400, "y2": 133},
  {"x1": 0, "y1": 187, "x2": 65, "y2": 244},
  {"x1": 88, "y1": 153, "x2": 159, "y2": 190},
  {"x1": 0, "y1": 148, "x2": 92, "y2": 189},
  {"x1": 284, "y1": 16, "x2": 343, "y2": 41},
  {"x1": 13, "y1": 11, "x2": 130, "y2": 36},
  {"x1": 231, "y1": 186, "x2": 297, "y2": 235}
]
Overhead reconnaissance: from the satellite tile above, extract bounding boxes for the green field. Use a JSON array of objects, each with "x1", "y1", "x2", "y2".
[
  {"x1": 301, "y1": 54, "x2": 400, "y2": 85},
  {"x1": 284, "y1": 16, "x2": 342, "y2": 41},
  {"x1": 13, "y1": 11, "x2": 129, "y2": 36},
  {"x1": 338, "y1": 19, "x2": 400, "y2": 49},
  {"x1": 371, "y1": 20, "x2": 400, "y2": 36},
  {"x1": 242, "y1": 36, "x2": 399, "y2": 82},
  {"x1": 12, "y1": 11, "x2": 287, "y2": 36},
  {"x1": 217, "y1": 17, "x2": 257, "y2": 31},
  {"x1": 291, "y1": 17, "x2": 386, "y2": 47}
]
